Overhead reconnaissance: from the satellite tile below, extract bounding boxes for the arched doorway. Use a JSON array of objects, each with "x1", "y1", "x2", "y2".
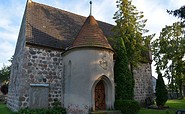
[
  {"x1": 91, "y1": 76, "x2": 115, "y2": 111},
  {"x1": 95, "y1": 80, "x2": 106, "y2": 110}
]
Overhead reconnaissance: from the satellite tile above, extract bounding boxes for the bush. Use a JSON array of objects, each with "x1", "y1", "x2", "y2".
[
  {"x1": 13, "y1": 107, "x2": 66, "y2": 114},
  {"x1": 0, "y1": 84, "x2": 8, "y2": 95},
  {"x1": 115, "y1": 100, "x2": 140, "y2": 114},
  {"x1": 13, "y1": 98, "x2": 66, "y2": 114},
  {"x1": 0, "y1": 95, "x2": 5, "y2": 102},
  {"x1": 14, "y1": 100, "x2": 66, "y2": 114}
]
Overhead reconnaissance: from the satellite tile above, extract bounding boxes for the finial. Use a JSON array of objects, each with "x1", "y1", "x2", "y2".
[{"x1": 90, "y1": 1, "x2": 92, "y2": 16}]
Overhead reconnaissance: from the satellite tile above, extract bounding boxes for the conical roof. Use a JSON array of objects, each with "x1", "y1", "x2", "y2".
[{"x1": 70, "y1": 16, "x2": 113, "y2": 51}]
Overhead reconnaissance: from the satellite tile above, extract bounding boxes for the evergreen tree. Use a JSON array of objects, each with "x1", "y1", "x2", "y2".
[
  {"x1": 155, "y1": 70, "x2": 168, "y2": 108},
  {"x1": 113, "y1": 0, "x2": 154, "y2": 100},
  {"x1": 114, "y1": 38, "x2": 134, "y2": 100},
  {"x1": 113, "y1": 0, "x2": 154, "y2": 68}
]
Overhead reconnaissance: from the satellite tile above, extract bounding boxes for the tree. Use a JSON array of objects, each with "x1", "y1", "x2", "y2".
[
  {"x1": 114, "y1": 37, "x2": 134, "y2": 100},
  {"x1": 167, "y1": 5, "x2": 185, "y2": 20},
  {"x1": 113, "y1": 0, "x2": 154, "y2": 99},
  {"x1": 167, "y1": 6, "x2": 185, "y2": 97},
  {"x1": 155, "y1": 70, "x2": 168, "y2": 108},
  {"x1": 0, "y1": 57, "x2": 12, "y2": 82},
  {"x1": 0, "y1": 57, "x2": 12, "y2": 95},
  {"x1": 0, "y1": 65, "x2": 10, "y2": 95},
  {"x1": 113, "y1": 0, "x2": 154, "y2": 68},
  {"x1": 0, "y1": 65, "x2": 11, "y2": 82},
  {"x1": 152, "y1": 22, "x2": 185, "y2": 97}
]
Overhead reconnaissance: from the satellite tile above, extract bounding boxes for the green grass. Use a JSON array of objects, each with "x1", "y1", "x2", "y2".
[
  {"x1": 139, "y1": 99, "x2": 185, "y2": 114},
  {"x1": 167, "y1": 99, "x2": 185, "y2": 109},
  {"x1": 0, "y1": 102, "x2": 13, "y2": 114},
  {"x1": 139, "y1": 109, "x2": 173, "y2": 114},
  {"x1": 0, "y1": 99, "x2": 185, "y2": 114}
]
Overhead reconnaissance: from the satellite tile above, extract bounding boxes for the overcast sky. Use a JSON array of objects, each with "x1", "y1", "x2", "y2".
[{"x1": 0, "y1": 0, "x2": 184, "y2": 78}]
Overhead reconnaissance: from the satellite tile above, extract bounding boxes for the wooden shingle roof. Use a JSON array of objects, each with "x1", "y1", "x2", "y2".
[{"x1": 25, "y1": 1, "x2": 114, "y2": 50}]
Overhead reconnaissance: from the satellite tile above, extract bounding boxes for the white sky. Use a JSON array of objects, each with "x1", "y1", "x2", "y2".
[{"x1": 0, "y1": 0, "x2": 184, "y2": 79}]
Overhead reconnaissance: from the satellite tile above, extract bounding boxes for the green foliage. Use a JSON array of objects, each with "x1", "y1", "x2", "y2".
[
  {"x1": 52, "y1": 98, "x2": 61, "y2": 108},
  {"x1": 0, "y1": 65, "x2": 11, "y2": 82},
  {"x1": 167, "y1": 5, "x2": 185, "y2": 20},
  {"x1": 51, "y1": 98, "x2": 64, "y2": 112},
  {"x1": 114, "y1": 38, "x2": 134, "y2": 100},
  {"x1": 114, "y1": 100, "x2": 140, "y2": 114},
  {"x1": 152, "y1": 22, "x2": 185, "y2": 96},
  {"x1": 113, "y1": 0, "x2": 154, "y2": 67},
  {"x1": 13, "y1": 107, "x2": 66, "y2": 114},
  {"x1": 154, "y1": 6, "x2": 185, "y2": 97},
  {"x1": 13, "y1": 99, "x2": 66, "y2": 114},
  {"x1": 113, "y1": 0, "x2": 154, "y2": 101},
  {"x1": 155, "y1": 72, "x2": 168, "y2": 107}
]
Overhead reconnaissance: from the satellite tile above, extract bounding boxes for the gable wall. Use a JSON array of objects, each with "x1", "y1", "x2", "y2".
[{"x1": 7, "y1": 10, "x2": 27, "y2": 111}]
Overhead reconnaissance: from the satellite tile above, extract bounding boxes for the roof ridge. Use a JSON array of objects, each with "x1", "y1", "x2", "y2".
[
  {"x1": 28, "y1": 1, "x2": 114, "y2": 26},
  {"x1": 28, "y1": 1, "x2": 86, "y2": 20}
]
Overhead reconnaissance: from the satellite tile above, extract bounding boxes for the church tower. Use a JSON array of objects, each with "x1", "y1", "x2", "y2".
[{"x1": 63, "y1": 2, "x2": 115, "y2": 113}]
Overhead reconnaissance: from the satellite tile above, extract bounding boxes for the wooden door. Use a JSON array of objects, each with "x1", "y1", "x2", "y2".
[{"x1": 95, "y1": 80, "x2": 106, "y2": 110}]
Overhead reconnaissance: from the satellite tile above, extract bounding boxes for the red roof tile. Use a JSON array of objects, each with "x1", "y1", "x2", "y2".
[
  {"x1": 71, "y1": 16, "x2": 113, "y2": 50},
  {"x1": 25, "y1": 1, "x2": 114, "y2": 50}
]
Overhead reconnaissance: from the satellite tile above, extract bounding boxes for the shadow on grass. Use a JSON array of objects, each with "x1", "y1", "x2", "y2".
[
  {"x1": 139, "y1": 99, "x2": 185, "y2": 114},
  {"x1": 0, "y1": 99, "x2": 185, "y2": 114}
]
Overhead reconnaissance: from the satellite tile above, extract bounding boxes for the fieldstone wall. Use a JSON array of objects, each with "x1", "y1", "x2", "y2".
[
  {"x1": 133, "y1": 63, "x2": 154, "y2": 104},
  {"x1": 8, "y1": 44, "x2": 64, "y2": 111},
  {"x1": 7, "y1": 11, "x2": 27, "y2": 111},
  {"x1": 24, "y1": 46, "x2": 63, "y2": 108},
  {"x1": 8, "y1": 40, "x2": 153, "y2": 111}
]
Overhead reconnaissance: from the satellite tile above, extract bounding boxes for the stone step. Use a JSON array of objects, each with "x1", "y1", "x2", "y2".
[{"x1": 89, "y1": 110, "x2": 122, "y2": 114}]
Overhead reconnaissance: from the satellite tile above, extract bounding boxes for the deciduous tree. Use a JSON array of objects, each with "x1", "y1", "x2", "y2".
[
  {"x1": 152, "y1": 22, "x2": 185, "y2": 97},
  {"x1": 0, "y1": 65, "x2": 10, "y2": 82}
]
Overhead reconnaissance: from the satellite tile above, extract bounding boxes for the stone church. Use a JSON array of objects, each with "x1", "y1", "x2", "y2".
[{"x1": 7, "y1": 0, "x2": 153, "y2": 113}]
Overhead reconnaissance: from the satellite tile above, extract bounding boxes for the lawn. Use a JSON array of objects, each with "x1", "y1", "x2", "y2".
[
  {"x1": 0, "y1": 102, "x2": 13, "y2": 114},
  {"x1": 0, "y1": 99, "x2": 185, "y2": 114},
  {"x1": 139, "y1": 99, "x2": 185, "y2": 114}
]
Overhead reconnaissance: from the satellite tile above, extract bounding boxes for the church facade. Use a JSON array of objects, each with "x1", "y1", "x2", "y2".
[{"x1": 7, "y1": 0, "x2": 153, "y2": 113}]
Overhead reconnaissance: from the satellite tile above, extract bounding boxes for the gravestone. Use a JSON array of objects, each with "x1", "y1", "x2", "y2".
[{"x1": 29, "y1": 84, "x2": 49, "y2": 109}]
